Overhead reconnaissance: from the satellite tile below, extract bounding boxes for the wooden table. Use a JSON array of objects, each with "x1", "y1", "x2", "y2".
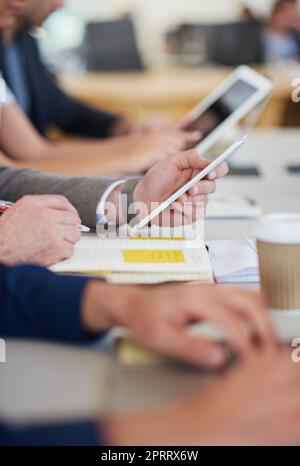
[{"x1": 60, "y1": 65, "x2": 298, "y2": 128}]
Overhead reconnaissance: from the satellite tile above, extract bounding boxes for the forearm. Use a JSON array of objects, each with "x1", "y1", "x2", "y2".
[
  {"x1": 0, "y1": 264, "x2": 94, "y2": 343},
  {"x1": 0, "y1": 166, "x2": 117, "y2": 227},
  {"x1": 0, "y1": 105, "x2": 137, "y2": 174},
  {"x1": 26, "y1": 134, "x2": 146, "y2": 176}
]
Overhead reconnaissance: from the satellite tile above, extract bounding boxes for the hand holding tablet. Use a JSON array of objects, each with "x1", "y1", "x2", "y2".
[
  {"x1": 130, "y1": 136, "x2": 247, "y2": 234},
  {"x1": 176, "y1": 66, "x2": 273, "y2": 155}
]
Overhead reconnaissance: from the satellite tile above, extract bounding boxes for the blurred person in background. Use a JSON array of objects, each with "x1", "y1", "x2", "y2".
[
  {"x1": 263, "y1": 0, "x2": 300, "y2": 62},
  {"x1": 0, "y1": 0, "x2": 200, "y2": 177}
]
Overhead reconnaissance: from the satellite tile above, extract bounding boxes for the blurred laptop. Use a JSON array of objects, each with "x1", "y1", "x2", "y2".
[{"x1": 83, "y1": 20, "x2": 145, "y2": 72}]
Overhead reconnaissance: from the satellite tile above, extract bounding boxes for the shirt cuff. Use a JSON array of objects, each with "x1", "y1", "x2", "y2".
[{"x1": 96, "y1": 179, "x2": 126, "y2": 225}]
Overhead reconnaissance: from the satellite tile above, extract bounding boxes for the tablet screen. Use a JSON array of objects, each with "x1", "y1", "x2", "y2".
[{"x1": 185, "y1": 79, "x2": 257, "y2": 139}]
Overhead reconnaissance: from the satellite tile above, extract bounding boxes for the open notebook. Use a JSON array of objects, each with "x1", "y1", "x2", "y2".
[{"x1": 51, "y1": 236, "x2": 213, "y2": 284}]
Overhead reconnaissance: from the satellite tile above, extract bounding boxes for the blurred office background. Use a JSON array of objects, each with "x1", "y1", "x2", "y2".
[{"x1": 37, "y1": 0, "x2": 300, "y2": 128}]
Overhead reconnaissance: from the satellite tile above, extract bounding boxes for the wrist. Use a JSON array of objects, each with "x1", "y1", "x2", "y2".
[
  {"x1": 81, "y1": 281, "x2": 140, "y2": 333},
  {"x1": 106, "y1": 184, "x2": 125, "y2": 224},
  {"x1": 0, "y1": 233, "x2": 14, "y2": 264},
  {"x1": 110, "y1": 116, "x2": 132, "y2": 136},
  {"x1": 106, "y1": 179, "x2": 143, "y2": 225}
]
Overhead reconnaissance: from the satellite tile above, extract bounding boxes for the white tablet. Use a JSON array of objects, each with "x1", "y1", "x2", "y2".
[
  {"x1": 182, "y1": 66, "x2": 273, "y2": 154},
  {"x1": 130, "y1": 136, "x2": 247, "y2": 234}
]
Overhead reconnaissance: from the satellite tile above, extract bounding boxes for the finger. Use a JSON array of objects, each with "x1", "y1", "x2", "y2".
[
  {"x1": 175, "y1": 150, "x2": 211, "y2": 171},
  {"x1": 167, "y1": 140, "x2": 187, "y2": 152},
  {"x1": 49, "y1": 209, "x2": 81, "y2": 226},
  {"x1": 150, "y1": 323, "x2": 229, "y2": 369},
  {"x1": 60, "y1": 225, "x2": 81, "y2": 245},
  {"x1": 206, "y1": 171, "x2": 217, "y2": 181},
  {"x1": 177, "y1": 194, "x2": 189, "y2": 205},
  {"x1": 181, "y1": 131, "x2": 202, "y2": 143},
  {"x1": 214, "y1": 162, "x2": 230, "y2": 179},
  {"x1": 35, "y1": 195, "x2": 79, "y2": 214},
  {"x1": 183, "y1": 290, "x2": 253, "y2": 357},
  {"x1": 187, "y1": 180, "x2": 216, "y2": 196},
  {"x1": 60, "y1": 241, "x2": 76, "y2": 260},
  {"x1": 205, "y1": 162, "x2": 229, "y2": 181},
  {"x1": 175, "y1": 116, "x2": 194, "y2": 130},
  {"x1": 224, "y1": 290, "x2": 277, "y2": 349},
  {"x1": 186, "y1": 195, "x2": 208, "y2": 207}
]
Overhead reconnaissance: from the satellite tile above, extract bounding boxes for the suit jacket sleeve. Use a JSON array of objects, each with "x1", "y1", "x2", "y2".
[
  {"x1": 49, "y1": 78, "x2": 120, "y2": 139},
  {"x1": 0, "y1": 166, "x2": 117, "y2": 227},
  {"x1": 0, "y1": 421, "x2": 100, "y2": 446},
  {"x1": 25, "y1": 32, "x2": 120, "y2": 139},
  {"x1": 0, "y1": 263, "x2": 98, "y2": 344}
]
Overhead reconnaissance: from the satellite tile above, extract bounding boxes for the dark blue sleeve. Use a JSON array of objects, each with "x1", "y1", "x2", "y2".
[
  {"x1": 0, "y1": 263, "x2": 97, "y2": 344},
  {"x1": 0, "y1": 421, "x2": 101, "y2": 446},
  {"x1": 29, "y1": 34, "x2": 120, "y2": 139},
  {"x1": 53, "y1": 85, "x2": 120, "y2": 139}
]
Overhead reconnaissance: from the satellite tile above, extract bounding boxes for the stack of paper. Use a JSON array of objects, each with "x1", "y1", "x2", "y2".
[
  {"x1": 207, "y1": 239, "x2": 259, "y2": 284},
  {"x1": 51, "y1": 236, "x2": 213, "y2": 285}
]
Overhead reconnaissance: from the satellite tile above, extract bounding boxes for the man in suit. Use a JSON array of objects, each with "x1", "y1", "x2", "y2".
[
  {"x1": 2, "y1": 0, "x2": 183, "y2": 139},
  {"x1": 1, "y1": 262, "x2": 300, "y2": 445},
  {"x1": 1, "y1": 0, "x2": 133, "y2": 138}
]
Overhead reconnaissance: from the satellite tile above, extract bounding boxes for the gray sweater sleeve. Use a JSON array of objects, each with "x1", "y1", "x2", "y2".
[{"x1": 0, "y1": 166, "x2": 116, "y2": 227}]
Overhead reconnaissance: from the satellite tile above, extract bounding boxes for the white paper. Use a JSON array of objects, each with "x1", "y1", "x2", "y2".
[
  {"x1": 207, "y1": 239, "x2": 260, "y2": 284},
  {"x1": 206, "y1": 196, "x2": 261, "y2": 219}
]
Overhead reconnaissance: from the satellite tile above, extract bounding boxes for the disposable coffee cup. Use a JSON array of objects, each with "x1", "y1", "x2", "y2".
[{"x1": 255, "y1": 213, "x2": 300, "y2": 311}]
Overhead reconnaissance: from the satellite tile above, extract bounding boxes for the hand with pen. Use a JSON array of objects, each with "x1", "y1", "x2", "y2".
[{"x1": 0, "y1": 195, "x2": 82, "y2": 266}]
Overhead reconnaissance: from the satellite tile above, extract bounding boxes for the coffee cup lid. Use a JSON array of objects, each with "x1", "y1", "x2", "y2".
[{"x1": 255, "y1": 213, "x2": 300, "y2": 244}]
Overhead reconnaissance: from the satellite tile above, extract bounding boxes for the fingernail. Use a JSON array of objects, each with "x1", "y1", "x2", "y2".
[
  {"x1": 208, "y1": 171, "x2": 217, "y2": 180},
  {"x1": 205, "y1": 347, "x2": 227, "y2": 367}
]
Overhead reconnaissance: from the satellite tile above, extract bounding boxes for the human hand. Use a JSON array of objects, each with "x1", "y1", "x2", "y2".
[
  {"x1": 0, "y1": 195, "x2": 81, "y2": 266},
  {"x1": 133, "y1": 149, "x2": 228, "y2": 226},
  {"x1": 126, "y1": 129, "x2": 202, "y2": 173},
  {"x1": 82, "y1": 282, "x2": 275, "y2": 369}
]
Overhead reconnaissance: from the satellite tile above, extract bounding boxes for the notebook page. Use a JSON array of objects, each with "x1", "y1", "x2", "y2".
[{"x1": 51, "y1": 236, "x2": 211, "y2": 276}]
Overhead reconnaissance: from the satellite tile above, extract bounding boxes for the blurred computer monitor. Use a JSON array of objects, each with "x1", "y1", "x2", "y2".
[
  {"x1": 208, "y1": 21, "x2": 265, "y2": 66},
  {"x1": 83, "y1": 20, "x2": 145, "y2": 72},
  {"x1": 167, "y1": 21, "x2": 265, "y2": 67}
]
